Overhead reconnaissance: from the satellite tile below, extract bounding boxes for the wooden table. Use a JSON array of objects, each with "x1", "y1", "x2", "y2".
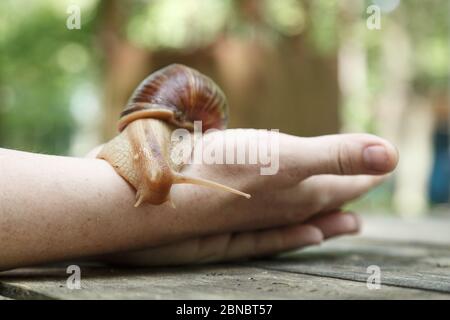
[{"x1": 1, "y1": 216, "x2": 450, "y2": 299}]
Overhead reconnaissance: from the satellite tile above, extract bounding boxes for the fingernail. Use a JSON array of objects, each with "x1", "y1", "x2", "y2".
[
  {"x1": 342, "y1": 214, "x2": 358, "y2": 230},
  {"x1": 363, "y1": 145, "x2": 390, "y2": 172},
  {"x1": 349, "y1": 214, "x2": 362, "y2": 234}
]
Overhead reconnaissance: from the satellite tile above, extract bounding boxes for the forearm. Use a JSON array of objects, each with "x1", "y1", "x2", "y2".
[{"x1": 0, "y1": 148, "x2": 184, "y2": 270}]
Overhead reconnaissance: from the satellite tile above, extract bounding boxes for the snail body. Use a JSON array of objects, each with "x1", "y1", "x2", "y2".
[{"x1": 98, "y1": 64, "x2": 250, "y2": 207}]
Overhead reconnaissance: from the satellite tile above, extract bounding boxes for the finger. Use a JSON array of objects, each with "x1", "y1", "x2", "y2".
[
  {"x1": 279, "y1": 174, "x2": 387, "y2": 221},
  {"x1": 201, "y1": 210, "x2": 362, "y2": 261},
  {"x1": 309, "y1": 174, "x2": 387, "y2": 211},
  {"x1": 102, "y1": 224, "x2": 324, "y2": 266},
  {"x1": 220, "y1": 224, "x2": 323, "y2": 261},
  {"x1": 307, "y1": 211, "x2": 361, "y2": 239},
  {"x1": 304, "y1": 174, "x2": 387, "y2": 212},
  {"x1": 281, "y1": 133, "x2": 398, "y2": 182},
  {"x1": 102, "y1": 210, "x2": 362, "y2": 267},
  {"x1": 102, "y1": 208, "x2": 363, "y2": 268}
]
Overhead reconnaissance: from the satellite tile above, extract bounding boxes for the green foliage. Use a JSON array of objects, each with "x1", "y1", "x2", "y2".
[
  {"x1": 307, "y1": 0, "x2": 339, "y2": 56},
  {"x1": 126, "y1": 0, "x2": 233, "y2": 50},
  {"x1": 0, "y1": 0, "x2": 99, "y2": 154}
]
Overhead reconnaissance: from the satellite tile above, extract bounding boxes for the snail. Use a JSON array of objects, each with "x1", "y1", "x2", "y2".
[{"x1": 98, "y1": 64, "x2": 251, "y2": 207}]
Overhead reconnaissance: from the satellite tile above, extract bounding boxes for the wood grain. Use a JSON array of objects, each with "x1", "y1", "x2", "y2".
[
  {"x1": 249, "y1": 237, "x2": 450, "y2": 294},
  {"x1": 1, "y1": 264, "x2": 448, "y2": 300}
]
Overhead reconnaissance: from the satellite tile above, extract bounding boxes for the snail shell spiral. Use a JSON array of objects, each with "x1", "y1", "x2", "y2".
[{"x1": 118, "y1": 64, "x2": 228, "y2": 133}]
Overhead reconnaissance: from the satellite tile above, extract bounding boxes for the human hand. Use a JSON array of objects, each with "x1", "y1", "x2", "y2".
[{"x1": 89, "y1": 130, "x2": 398, "y2": 266}]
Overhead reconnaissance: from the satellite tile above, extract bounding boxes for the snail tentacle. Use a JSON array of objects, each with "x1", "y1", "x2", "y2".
[{"x1": 172, "y1": 173, "x2": 251, "y2": 199}]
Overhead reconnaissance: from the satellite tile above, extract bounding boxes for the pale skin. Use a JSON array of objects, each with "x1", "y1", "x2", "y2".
[{"x1": 0, "y1": 131, "x2": 398, "y2": 271}]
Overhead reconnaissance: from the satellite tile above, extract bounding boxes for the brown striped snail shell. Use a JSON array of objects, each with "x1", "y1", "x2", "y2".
[
  {"x1": 98, "y1": 64, "x2": 250, "y2": 207},
  {"x1": 118, "y1": 64, "x2": 228, "y2": 133}
]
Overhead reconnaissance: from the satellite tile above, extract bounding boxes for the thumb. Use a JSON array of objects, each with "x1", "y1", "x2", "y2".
[{"x1": 289, "y1": 133, "x2": 399, "y2": 178}]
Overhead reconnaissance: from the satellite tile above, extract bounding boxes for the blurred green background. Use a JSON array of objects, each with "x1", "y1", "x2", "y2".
[{"x1": 0, "y1": 0, "x2": 449, "y2": 215}]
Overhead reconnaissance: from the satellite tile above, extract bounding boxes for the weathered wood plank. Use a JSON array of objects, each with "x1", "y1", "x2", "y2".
[
  {"x1": 248, "y1": 236, "x2": 450, "y2": 294},
  {"x1": 1, "y1": 264, "x2": 448, "y2": 299}
]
